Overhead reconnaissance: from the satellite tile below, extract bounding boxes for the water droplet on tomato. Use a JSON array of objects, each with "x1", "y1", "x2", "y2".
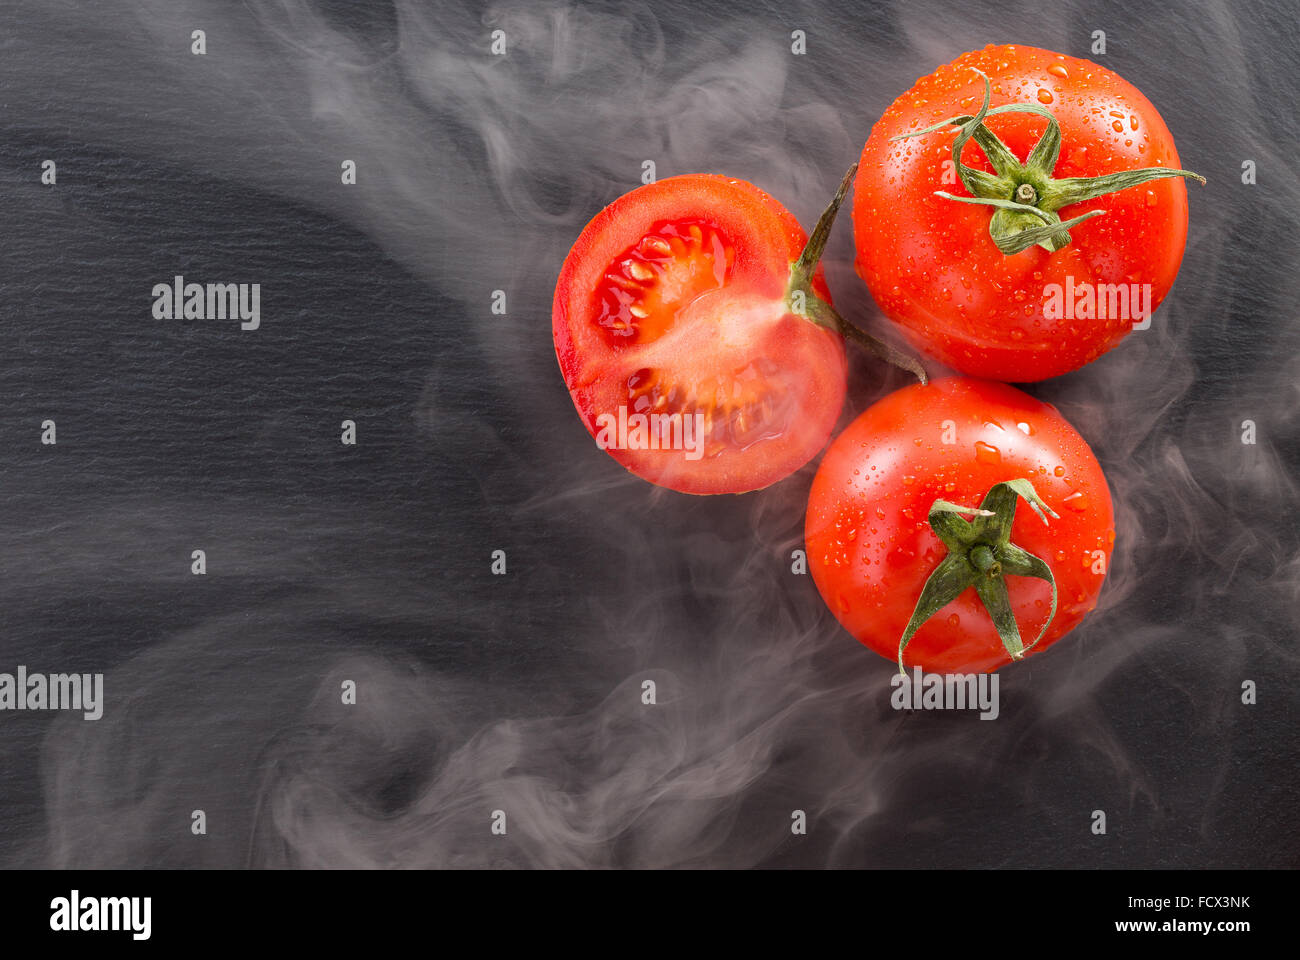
[
  {"x1": 1017, "y1": 421, "x2": 1033, "y2": 435},
  {"x1": 887, "y1": 546, "x2": 915, "y2": 568},
  {"x1": 947, "y1": 614, "x2": 961, "y2": 627},
  {"x1": 1112, "y1": 119, "x2": 1124, "y2": 133},
  {"x1": 1145, "y1": 190, "x2": 1158, "y2": 206},
  {"x1": 1054, "y1": 466, "x2": 1066, "y2": 477},
  {"x1": 1048, "y1": 63, "x2": 1068, "y2": 79},
  {"x1": 975, "y1": 441, "x2": 1001, "y2": 464},
  {"x1": 1037, "y1": 88, "x2": 1054, "y2": 104},
  {"x1": 1063, "y1": 491, "x2": 1090, "y2": 511}
]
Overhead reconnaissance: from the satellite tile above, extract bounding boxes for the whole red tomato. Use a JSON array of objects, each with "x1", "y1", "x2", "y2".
[
  {"x1": 853, "y1": 44, "x2": 1203, "y2": 381},
  {"x1": 806, "y1": 378, "x2": 1114, "y2": 673},
  {"x1": 553, "y1": 174, "x2": 849, "y2": 495}
]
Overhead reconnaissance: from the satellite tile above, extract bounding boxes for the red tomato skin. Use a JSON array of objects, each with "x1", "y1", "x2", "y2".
[
  {"x1": 854, "y1": 45, "x2": 1190, "y2": 382},
  {"x1": 554, "y1": 175, "x2": 847, "y2": 495},
  {"x1": 806, "y1": 378, "x2": 1114, "y2": 673}
]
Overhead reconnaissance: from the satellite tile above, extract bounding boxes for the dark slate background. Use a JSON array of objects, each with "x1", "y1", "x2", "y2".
[{"x1": 0, "y1": 0, "x2": 1295, "y2": 868}]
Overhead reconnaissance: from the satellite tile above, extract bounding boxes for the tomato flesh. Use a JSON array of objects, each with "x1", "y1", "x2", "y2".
[
  {"x1": 554, "y1": 176, "x2": 847, "y2": 495},
  {"x1": 595, "y1": 219, "x2": 732, "y2": 346}
]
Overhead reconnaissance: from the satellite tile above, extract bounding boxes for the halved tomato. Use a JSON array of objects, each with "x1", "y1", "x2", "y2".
[{"x1": 552, "y1": 175, "x2": 851, "y2": 495}]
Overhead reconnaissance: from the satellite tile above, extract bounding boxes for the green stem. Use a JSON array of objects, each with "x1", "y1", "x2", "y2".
[
  {"x1": 969, "y1": 544, "x2": 1001, "y2": 577},
  {"x1": 788, "y1": 163, "x2": 928, "y2": 384},
  {"x1": 895, "y1": 479, "x2": 1060, "y2": 674},
  {"x1": 895, "y1": 68, "x2": 1205, "y2": 255}
]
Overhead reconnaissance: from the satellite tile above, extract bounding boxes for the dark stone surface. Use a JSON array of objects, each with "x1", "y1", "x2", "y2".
[{"x1": 0, "y1": 0, "x2": 1294, "y2": 867}]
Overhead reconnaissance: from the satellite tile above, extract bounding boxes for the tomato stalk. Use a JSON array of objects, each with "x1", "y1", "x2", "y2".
[
  {"x1": 892, "y1": 68, "x2": 1206, "y2": 255},
  {"x1": 787, "y1": 164, "x2": 928, "y2": 384},
  {"x1": 897, "y1": 478, "x2": 1059, "y2": 673}
]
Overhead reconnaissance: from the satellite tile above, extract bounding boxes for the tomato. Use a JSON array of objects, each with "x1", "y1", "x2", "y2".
[
  {"x1": 853, "y1": 44, "x2": 1203, "y2": 382},
  {"x1": 805, "y1": 378, "x2": 1114, "y2": 673},
  {"x1": 552, "y1": 174, "x2": 851, "y2": 495}
]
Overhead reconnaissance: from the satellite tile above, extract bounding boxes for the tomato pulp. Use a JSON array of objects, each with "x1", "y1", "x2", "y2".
[{"x1": 554, "y1": 175, "x2": 849, "y2": 494}]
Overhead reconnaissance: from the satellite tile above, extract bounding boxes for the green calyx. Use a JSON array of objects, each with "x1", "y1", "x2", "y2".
[
  {"x1": 891, "y1": 68, "x2": 1206, "y2": 255},
  {"x1": 897, "y1": 478, "x2": 1060, "y2": 674},
  {"x1": 787, "y1": 163, "x2": 928, "y2": 384}
]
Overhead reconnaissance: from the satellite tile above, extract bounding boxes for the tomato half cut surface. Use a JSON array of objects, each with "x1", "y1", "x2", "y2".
[{"x1": 553, "y1": 175, "x2": 848, "y2": 495}]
